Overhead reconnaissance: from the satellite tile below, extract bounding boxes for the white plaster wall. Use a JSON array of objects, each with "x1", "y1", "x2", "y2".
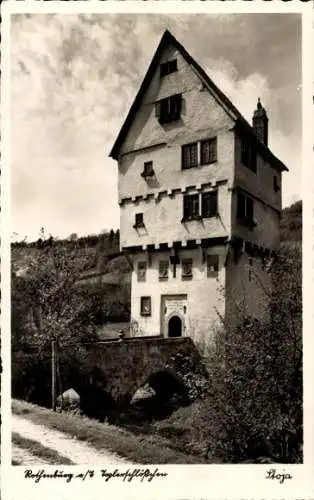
[
  {"x1": 234, "y1": 132, "x2": 282, "y2": 212},
  {"x1": 225, "y1": 251, "x2": 271, "y2": 327},
  {"x1": 118, "y1": 129, "x2": 233, "y2": 202},
  {"x1": 232, "y1": 132, "x2": 282, "y2": 250},
  {"x1": 120, "y1": 184, "x2": 231, "y2": 248},
  {"x1": 131, "y1": 247, "x2": 226, "y2": 343},
  {"x1": 119, "y1": 44, "x2": 234, "y2": 158},
  {"x1": 231, "y1": 192, "x2": 280, "y2": 250},
  {"x1": 117, "y1": 43, "x2": 235, "y2": 247}
]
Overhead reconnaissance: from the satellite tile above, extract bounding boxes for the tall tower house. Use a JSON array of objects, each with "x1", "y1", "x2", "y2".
[{"x1": 110, "y1": 31, "x2": 288, "y2": 342}]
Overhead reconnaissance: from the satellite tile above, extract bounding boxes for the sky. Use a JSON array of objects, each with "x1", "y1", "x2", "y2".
[{"x1": 11, "y1": 13, "x2": 302, "y2": 242}]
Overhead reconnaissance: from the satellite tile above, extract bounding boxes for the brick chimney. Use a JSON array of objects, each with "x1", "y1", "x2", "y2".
[{"x1": 253, "y1": 98, "x2": 268, "y2": 147}]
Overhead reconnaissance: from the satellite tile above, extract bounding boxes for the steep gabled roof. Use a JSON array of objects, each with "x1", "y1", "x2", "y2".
[{"x1": 109, "y1": 30, "x2": 288, "y2": 172}]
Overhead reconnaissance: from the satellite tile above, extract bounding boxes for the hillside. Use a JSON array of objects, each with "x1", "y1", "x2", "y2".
[
  {"x1": 280, "y1": 200, "x2": 302, "y2": 242},
  {"x1": 11, "y1": 229, "x2": 131, "y2": 281}
]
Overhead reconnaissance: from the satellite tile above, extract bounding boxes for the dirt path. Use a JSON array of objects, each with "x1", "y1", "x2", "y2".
[{"x1": 12, "y1": 414, "x2": 131, "y2": 465}]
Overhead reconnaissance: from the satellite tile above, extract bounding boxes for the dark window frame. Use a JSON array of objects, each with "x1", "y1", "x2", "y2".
[
  {"x1": 155, "y1": 94, "x2": 182, "y2": 124},
  {"x1": 201, "y1": 190, "x2": 218, "y2": 218},
  {"x1": 160, "y1": 59, "x2": 178, "y2": 77},
  {"x1": 182, "y1": 142, "x2": 198, "y2": 170},
  {"x1": 141, "y1": 161, "x2": 154, "y2": 178},
  {"x1": 158, "y1": 260, "x2": 169, "y2": 280},
  {"x1": 140, "y1": 296, "x2": 151, "y2": 317},
  {"x1": 183, "y1": 193, "x2": 200, "y2": 221},
  {"x1": 137, "y1": 261, "x2": 147, "y2": 282},
  {"x1": 200, "y1": 137, "x2": 217, "y2": 165},
  {"x1": 240, "y1": 136, "x2": 257, "y2": 173},
  {"x1": 207, "y1": 254, "x2": 219, "y2": 278},
  {"x1": 134, "y1": 213, "x2": 144, "y2": 228},
  {"x1": 237, "y1": 191, "x2": 255, "y2": 227},
  {"x1": 181, "y1": 258, "x2": 193, "y2": 279}
]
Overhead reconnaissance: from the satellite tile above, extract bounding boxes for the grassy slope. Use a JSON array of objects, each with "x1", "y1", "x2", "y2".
[
  {"x1": 12, "y1": 432, "x2": 74, "y2": 465},
  {"x1": 12, "y1": 399, "x2": 205, "y2": 464}
]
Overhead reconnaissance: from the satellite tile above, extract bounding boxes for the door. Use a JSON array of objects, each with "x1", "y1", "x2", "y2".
[
  {"x1": 161, "y1": 294, "x2": 187, "y2": 337},
  {"x1": 168, "y1": 315, "x2": 182, "y2": 337}
]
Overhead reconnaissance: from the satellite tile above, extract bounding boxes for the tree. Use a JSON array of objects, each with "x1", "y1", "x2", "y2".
[
  {"x1": 201, "y1": 241, "x2": 302, "y2": 463},
  {"x1": 11, "y1": 235, "x2": 99, "y2": 407}
]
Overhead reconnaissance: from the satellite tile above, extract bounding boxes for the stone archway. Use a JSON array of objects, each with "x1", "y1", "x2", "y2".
[{"x1": 168, "y1": 315, "x2": 182, "y2": 337}]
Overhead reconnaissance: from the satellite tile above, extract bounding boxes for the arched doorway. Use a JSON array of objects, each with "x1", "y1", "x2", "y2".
[{"x1": 168, "y1": 315, "x2": 182, "y2": 337}]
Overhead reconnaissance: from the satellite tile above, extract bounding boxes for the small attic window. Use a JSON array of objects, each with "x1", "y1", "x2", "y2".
[
  {"x1": 141, "y1": 161, "x2": 154, "y2": 178},
  {"x1": 160, "y1": 59, "x2": 178, "y2": 77},
  {"x1": 155, "y1": 94, "x2": 182, "y2": 124}
]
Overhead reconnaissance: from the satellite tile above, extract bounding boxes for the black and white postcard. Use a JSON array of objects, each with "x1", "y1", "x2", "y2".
[{"x1": 1, "y1": 1, "x2": 313, "y2": 500}]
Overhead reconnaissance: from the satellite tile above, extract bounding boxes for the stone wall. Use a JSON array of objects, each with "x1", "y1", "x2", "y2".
[{"x1": 87, "y1": 336, "x2": 201, "y2": 403}]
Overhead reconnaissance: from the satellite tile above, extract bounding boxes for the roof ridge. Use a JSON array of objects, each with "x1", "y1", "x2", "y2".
[{"x1": 109, "y1": 30, "x2": 287, "y2": 172}]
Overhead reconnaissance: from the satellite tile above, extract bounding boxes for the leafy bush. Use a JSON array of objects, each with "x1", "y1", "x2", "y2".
[
  {"x1": 202, "y1": 242, "x2": 302, "y2": 463},
  {"x1": 157, "y1": 241, "x2": 302, "y2": 464},
  {"x1": 11, "y1": 240, "x2": 100, "y2": 406}
]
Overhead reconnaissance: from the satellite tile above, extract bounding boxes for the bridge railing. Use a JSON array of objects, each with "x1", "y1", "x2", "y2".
[{"x1": 83, "y1": 335, "x2": 192, "y2": 346}]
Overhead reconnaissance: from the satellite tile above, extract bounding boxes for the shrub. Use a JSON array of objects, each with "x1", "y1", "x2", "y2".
[{"x1": 199, "y1": 314, "x2": 302, "y2": 463}]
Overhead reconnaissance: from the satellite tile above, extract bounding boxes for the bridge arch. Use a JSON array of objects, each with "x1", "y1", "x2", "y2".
[{"x1": 131, "y1": 369, "x2": 189, "y2": 404}]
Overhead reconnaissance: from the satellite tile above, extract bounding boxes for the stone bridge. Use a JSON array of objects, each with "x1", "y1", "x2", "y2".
[{"x1": 78, "y1": 336, "x2": 205, "y2": 411}]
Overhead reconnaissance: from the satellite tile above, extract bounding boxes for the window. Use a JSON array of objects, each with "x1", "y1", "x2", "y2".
[
  {"x1": 141, "y1": 161, "x2": 154, "y2": 178},
  {"x1": 181, "y1": 137, "x2": 218, "y2": 169},
  {"x1": 273, "y1": 175, "x2": 280, "y2": 192},
  {"x1": 201, "y1": 137, "x2": 217, "y2": 165},
  {"x1": 155, "y1": 94, "x2": 182, "y2": 124},
  {"x1": 182, "y1": 258, "x2": 193, "y2": 279},
  {"x1": 140, "y1": 296, "x2": 151, "y2": 316},
  {"x1": 183, "y1": 194, "x2": 200, "y2": 221},
  {"x1": 160, "y1": 59, "x2": 177, "y2": 77},
  {"x1": 241, "y1": 136, "x2": 256, "y2": 172},
  {"x1": 202, "y1": 190, "x2": 218, "y2": 218},
  {"x1": 237, "y1": 192, "x2": 254, "y2": 225},
  {"x1": 137, "y1": 261, "x2": 147, "y2": 282},
  {"x1": 182, "y1": 143, "x2": 198, "y2": 169},
  {"x1": 207, "y1": 255, "x2": 219, "y2": 278},
  {"x1": 134, "y1": 213, "x2": 144, "y2": 228},
  {"x1": 158, "y1": 260, "x2": 169, "y2": 280}
]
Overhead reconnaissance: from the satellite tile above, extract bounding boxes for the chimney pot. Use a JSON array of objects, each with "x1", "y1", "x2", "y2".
[{"x1": 253, "y1": 98, "x2": 268, "y2": 147}]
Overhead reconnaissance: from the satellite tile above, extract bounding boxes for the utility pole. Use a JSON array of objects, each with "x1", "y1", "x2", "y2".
[{"x1": 51, "y1": 339, "x2": 56, "y2": 411}]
